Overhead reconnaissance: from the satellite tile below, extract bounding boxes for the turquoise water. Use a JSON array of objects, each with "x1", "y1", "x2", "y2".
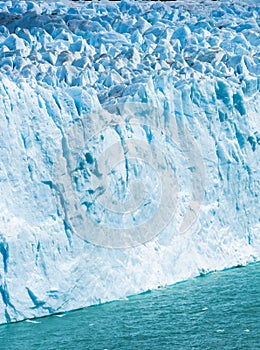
[{"x1": 0, "y1": 262, "x2": 259, "y2": 350}]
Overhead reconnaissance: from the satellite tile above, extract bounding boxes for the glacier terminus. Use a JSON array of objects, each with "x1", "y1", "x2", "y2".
[{"x1": 0, "y1": 0, "x2": 259, "y2": 323}]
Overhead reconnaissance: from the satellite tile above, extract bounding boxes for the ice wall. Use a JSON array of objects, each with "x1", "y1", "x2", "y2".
[{"x1": 0, "y1": 0, "x2": 259, "y2": 323}]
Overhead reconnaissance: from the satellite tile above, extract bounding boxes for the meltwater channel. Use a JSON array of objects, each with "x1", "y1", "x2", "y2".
[{"x1": 0, "y1": 262, "x2": 259, "y2": 350}]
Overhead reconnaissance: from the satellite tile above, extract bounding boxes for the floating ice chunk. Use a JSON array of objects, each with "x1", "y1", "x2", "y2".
[{"x1": 25, "y1": 319, "x2": 41, "y2": 324}]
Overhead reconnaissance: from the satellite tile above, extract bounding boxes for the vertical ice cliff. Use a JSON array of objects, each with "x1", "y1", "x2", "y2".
[{"x1": 0, "y1": 0, "x2": 259, "y2": 323}]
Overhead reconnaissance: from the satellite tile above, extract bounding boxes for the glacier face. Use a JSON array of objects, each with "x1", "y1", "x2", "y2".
[{"x1": 0, "y1": 0, "x2": 259, "y2": 323}]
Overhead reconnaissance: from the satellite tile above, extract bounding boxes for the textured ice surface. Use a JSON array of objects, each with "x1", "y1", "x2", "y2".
[{"x1": 0, "y1": 0, "x2": 259, "y2": 323}]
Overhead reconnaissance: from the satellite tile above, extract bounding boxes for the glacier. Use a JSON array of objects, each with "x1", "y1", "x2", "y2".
[{"x1": 0, "y1": 0, "x2": 259, "y2": 323}]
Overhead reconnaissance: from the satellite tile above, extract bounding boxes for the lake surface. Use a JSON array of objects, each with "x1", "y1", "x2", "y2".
[{"x1": 0, "y1": 262, "x2": 259, "y2": 350}]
